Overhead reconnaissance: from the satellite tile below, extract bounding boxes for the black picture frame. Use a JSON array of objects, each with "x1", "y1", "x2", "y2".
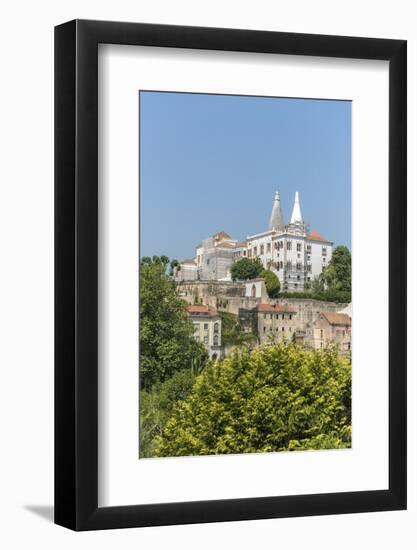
[{"x1": 55, "y1": 19, "x2": 407, "y2": 531}]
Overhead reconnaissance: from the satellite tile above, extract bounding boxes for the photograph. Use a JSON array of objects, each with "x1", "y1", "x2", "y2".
[{"x1": 139, "y1": 91, "x2": 352, "y2": 459}]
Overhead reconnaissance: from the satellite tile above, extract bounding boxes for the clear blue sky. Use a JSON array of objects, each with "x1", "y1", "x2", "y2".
[{"x1": 140, "y1": 91, "x2": 351, "y2": 261}]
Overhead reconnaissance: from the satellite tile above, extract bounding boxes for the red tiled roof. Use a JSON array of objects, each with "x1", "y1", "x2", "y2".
[
  {"x1": 306, "y1": 230, "x2": 331, "y2": 243},
  {"x1": 321, "y1": 312, "x2": 351, "y2": 326},
  {"x1": 187, "y1": 305, "x2": 218, "y2": 317},
  {"x1": 256, "y1": 303, "x2": 297, "y2": 314}
]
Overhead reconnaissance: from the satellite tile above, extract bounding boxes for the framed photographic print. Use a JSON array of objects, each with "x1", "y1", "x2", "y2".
[{"x1": 55, "y1": 20, "x2": 406, "y2": 530}]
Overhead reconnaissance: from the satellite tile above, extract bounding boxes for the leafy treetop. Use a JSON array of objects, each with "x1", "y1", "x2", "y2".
[
  {"x1": 155, "y1": 343, "x2": 351, "y2": 457},
  {"x1": 322, "y1": 245, "x2": 351, "y2": 293},
  {"x1": 230, "y1": 257, "x2": 264, "y2": 281},
  {"x1": 140, "y1": 256, "x2": 207, "y2": 389}
]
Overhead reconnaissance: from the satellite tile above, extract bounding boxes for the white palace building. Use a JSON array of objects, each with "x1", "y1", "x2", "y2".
[{"x1": 176, "y1": 192, "x2": 333, "y2": 292}]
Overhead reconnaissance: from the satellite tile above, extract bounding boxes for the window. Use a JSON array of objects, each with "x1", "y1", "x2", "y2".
[
  {"x1": 282, "y1": 314, "x2": 284, "y2": 320},
  {"x1": 296, "y1": 262, "x2": 302, "y2": 271},
  {"x1": 263, "y1": 326, "x2": 266, "y2": 333},
  {"x1": 296, "y1": 243, "x2": 302, "y2": 252},
  {"x1": 260, "y1": 244, "x2": 264, "y2": 254},
  {"x1": 267, "y1": 243, "x2": 271, "y2": 253},
  {"x1": 206, "y1": 259, "x2": 210, "y2": 265},
  {"x1": 306, "y1": 264, "x2": 312, "y2": 273},
  {"x1": 204, "y1": 323, "x2": 208, "y2": 330},
  {"x1": 286, "y1": 260, "x2": 292, "y2": 270},
  {"x1": 248, "y1": 249, "x2": 252, "y2": 258},
  {"x1": 322, "y1": 247, "x2": 327, "y2": 256},
  {"x1": 270, "y1": 314, "x2": 273, "y2": 320},
  {"x1": 204, "y1": 336, "x2": 209, "y2": 344},
  {"x1": 213, "y1": 335, "x2": 219, "y2": 345},
  {"x1": 282, "y1": 327, "x2": 285, "y2": 331},
  {"x1": 306, "y1": 245, "x2": 311, "y2": 253},
  {"x1": 320, "y1": 329, "x2": 323, "y2": 339},
  {"x1": 253, "y1": 246, "x2": 257, "y2": 256},
  {"x1": 280, "y1": 261, "x2": 283, "y2": 269},
  {"x1": 287, "y1": 241, "x2": 292, "y2": 251},
  {"x1": 263, "y1": 313, "x2": 266, "y2": 319},
  {"x1": 243, "y1": 250, "x2": 247, "y2": 256},
  {"x1": 289, "y1": 314, "x2": 292, "y2": 320},
  {"x1": 214, "y1": 322, "x2": 219, "y2": 333}
]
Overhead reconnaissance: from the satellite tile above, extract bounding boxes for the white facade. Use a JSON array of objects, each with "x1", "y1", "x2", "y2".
[
  {"x1": 178, "y1": 192, "x2": 333, "y2": 291},
  {"x1": 245, "y1": 192, "x2": 333, "y2": 291}
]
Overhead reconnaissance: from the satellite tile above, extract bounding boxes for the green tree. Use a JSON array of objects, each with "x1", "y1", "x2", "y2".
[
  {"x1": 140, "y1": 260, "x2": 207, "y2": 389},
  {"x1": 169, "y1": 258, "x2": 179, "y2": 277},
  {"x1": 261, "y1": 269, "x2": 280, "y2": 298},
  {"x1": 155, "y1": 344, "x2": 351, "y2": 457},
  {"x1": 140, "y1": 369, "x2": 197, "y2": 457},
  {"x1": 322, "y1": 245, "x2": 351, "y2": 293},
  {"x1": 218, "y1": 311, "x2": 258, "y2": 347},
  {"x1": 230, "y1": 257, "x2": 264, "y2": 281},
  {"x1": 310, "y1": 274, "x2": 325, "y2": 293}
]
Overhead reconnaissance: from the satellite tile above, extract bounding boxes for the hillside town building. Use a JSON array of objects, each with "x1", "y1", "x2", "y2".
[
  {"x1": 309, "y1": 312, "x2": 351, "y2": 355},
  {"x1": 256, "y1": 303, "x2": 298, "y2": 344},
  {"x1": 176, "y1": 192, "x2": 333, "y2": 291},
  {"x1": 187, "y1": 305, "x2": 222, "y2": 360}
]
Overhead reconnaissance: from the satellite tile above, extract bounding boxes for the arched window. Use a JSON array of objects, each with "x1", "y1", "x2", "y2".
[
  {"x1": 211, "y1": 353, "x2": 218, "y2": 361},
  {"x1": 214, "y1": 322, "x2": 219, "y2": 333},
  {"x1": 251, "y1": 284, "x2": 256, "y2": 297},
  {"x1": 213, "y1": 335, "x2": 219, "y2": 346}
]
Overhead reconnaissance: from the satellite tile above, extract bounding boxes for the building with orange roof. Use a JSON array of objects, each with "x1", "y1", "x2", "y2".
[
  {"x1": 310, "y1": 311, "x2": 351, "y2": 354},
  {"x1": 186, "y1": 305, "x2": 222, "y2": 360},
  {"x1": 255, "y1": 302, "x2": 298, "y2": 344}
]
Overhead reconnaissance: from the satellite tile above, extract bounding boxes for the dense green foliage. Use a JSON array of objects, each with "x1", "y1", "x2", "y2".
[
  {"x1": 322, "y1": 245, "x2": 351, "y2": 293},
  {"x1": 140, "y1": 256, "x2": 207, "y2": 389},
  {"x1": 219, "y1": 312, "x2": 257, "y2": 347},
  {"x1": 140, "y1": 370, "x2": 197, "y2": 457},
  {"x1": 154, "y1": 344, "x2": 351, "y2": 456},
  {"x1": 230, "y1": 257, "x2": 264, "y2": 281},
  {"x1": 261, "y1": 269, "x2": 280, "y2": 298},
  {"x1": 279, "y1": 290, "x2": 350, "y2": 304}
]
